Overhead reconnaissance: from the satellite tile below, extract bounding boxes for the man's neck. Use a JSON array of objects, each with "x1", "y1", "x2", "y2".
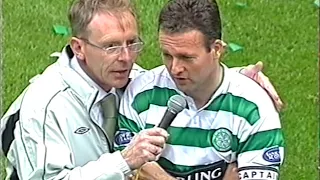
[{"x1": 192, "y1": 65, "x2": 224, "y2": 109}]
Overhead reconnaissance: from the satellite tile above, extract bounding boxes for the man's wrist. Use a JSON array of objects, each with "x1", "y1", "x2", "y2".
[
  {"x1": 113, "y1": 150, "x2": 132, "y2": 176},
  {"x1": 141, "y1": 162, "x2": 176, "y2": 180}
]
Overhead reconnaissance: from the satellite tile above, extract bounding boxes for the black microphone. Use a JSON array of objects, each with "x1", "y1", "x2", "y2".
[{"x1": 157, "y1": 95, "x2": 187, "y2": 130}]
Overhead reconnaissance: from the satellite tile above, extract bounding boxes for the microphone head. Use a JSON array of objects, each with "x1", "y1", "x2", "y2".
[{"x1": 167, "y1": 95, "x2": 187, "y2": 114}]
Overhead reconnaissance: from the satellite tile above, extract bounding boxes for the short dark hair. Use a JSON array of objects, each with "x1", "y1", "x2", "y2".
[{"x1": 158, "y1": 0, "x2": 222, "y2": 50}]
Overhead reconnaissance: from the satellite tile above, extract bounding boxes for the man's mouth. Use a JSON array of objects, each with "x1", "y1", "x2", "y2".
[
  {"x1": 114, "y1": 69, "x2": 128, "y2": 73},
  {"x1": 173, "y1": 77, "x2": 189, "y2": 83},
  {"x1": 112, "y1": 69, "x2": 130, "y2": 77}
]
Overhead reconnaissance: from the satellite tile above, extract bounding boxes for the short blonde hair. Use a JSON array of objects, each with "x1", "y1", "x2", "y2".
[{"x1": 68, "y1": 0, "x2": 136, "y2": 37}]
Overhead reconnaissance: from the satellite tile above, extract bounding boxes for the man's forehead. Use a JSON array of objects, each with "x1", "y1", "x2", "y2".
[
  {"x1": 159, "y1": 30, "x2": 205, "y2": 48},
  {"x1": 88, "y1": 11, "x2": 138, "y2": 40}
]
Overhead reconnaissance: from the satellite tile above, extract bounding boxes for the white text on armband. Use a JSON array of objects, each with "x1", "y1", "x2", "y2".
[{"x1": 238, "y1": 167, "x2": 279, "y2": 180}]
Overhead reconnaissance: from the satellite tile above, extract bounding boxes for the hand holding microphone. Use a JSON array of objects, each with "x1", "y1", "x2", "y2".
[
  {"x1": 121, "y1": 95, "x2": 186, "y2": 170},
  {"x1": 121, "y1": 127, "x2": 169, "y2": 170},
  {"x1": 157, "y1": 94, "x2": 187, "y2": 130}
]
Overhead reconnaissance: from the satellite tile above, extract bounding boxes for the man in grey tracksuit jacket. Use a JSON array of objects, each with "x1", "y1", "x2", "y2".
[{"x1": 0, "y1": 45, "x2": 144, "y2": 179}]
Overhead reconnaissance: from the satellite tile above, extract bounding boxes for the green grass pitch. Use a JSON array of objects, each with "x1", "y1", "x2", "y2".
[{"x1": 0, "y1": 0, "x2": 318, "y2": 179}]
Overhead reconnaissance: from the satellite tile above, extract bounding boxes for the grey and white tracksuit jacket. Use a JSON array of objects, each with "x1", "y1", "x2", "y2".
[{"x1": 0, "y1": 45, "x2": 145, "y2": 180}]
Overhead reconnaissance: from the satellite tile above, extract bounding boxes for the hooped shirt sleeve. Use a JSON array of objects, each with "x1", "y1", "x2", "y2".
[{"x1": 236, "y1": 100, "x2": 285, "y2": 180}]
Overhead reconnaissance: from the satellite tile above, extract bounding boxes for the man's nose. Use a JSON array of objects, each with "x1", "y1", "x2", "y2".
[
  {"x1": 171, "y1": 58, "x2": 184, "y2": 75},
  {"x1": 118, "y1": 47, "x2": 132, "y2": 62}
]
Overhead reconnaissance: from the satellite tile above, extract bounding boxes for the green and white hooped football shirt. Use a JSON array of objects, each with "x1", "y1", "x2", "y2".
[{"x1": 114, "y1": 64, "x2": 285, "y2": 180}]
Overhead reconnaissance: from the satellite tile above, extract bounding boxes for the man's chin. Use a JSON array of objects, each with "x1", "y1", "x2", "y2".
[
  {"x1": 113, "y1": 78, "x2": 130, "y2": 89},
  {"x1": 175, "y1": 85, "x2": 187, "y2": 93},
  {"x1": 175, "y1": 84, "x2": 193, "y2": 96}
]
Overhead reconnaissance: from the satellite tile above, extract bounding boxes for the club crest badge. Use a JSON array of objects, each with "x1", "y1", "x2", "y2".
[{"x1": 212, "y1": 128, "x2": 232, "y2": 152}]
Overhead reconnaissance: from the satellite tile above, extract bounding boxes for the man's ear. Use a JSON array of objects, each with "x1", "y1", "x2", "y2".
[
  {"x1": 210, "y1": 39, "x2": 225, "y2": 60},
  {"x1": 70, "y1": 37, "x2": 85, "y2": 61}
]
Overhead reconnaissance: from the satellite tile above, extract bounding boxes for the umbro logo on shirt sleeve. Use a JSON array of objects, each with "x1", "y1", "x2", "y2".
[{"x1": 74, "y1": 127, "x2": 90, "y2": 134}]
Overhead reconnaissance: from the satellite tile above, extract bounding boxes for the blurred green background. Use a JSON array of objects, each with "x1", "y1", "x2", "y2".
[{"x1": 1, "y1": 0, "x2": 318, "y2": 179}]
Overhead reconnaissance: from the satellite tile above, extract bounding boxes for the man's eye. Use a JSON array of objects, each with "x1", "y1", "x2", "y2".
[
  {"x1": 127, "y1": 39, "x2": 139, "y2": 45},
  {"x1": 104, "y1": 44, "x2": 116, "y2": 48},
  {"x1": 162, "y1": 53, "x2": 173, "y2": 60},
  {"x1": 163, "y1": 53, "x2": 169, "y2": 57},
  {"x1": 182, "y1": 56, "x2": 194, "y2": 61}
]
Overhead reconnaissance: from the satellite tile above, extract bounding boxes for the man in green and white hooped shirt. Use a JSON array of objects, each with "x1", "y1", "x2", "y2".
[{"x1": 114, "y1": 0, "x2": 285, "y2": 180}]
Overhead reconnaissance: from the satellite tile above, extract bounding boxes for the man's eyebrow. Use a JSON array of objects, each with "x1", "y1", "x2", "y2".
[
  {"x1": 127, "y1": 36, "x2": 141, "y2": 42},
  {"x1": 160, "y1": 49, "x2": 169, "y2": 53},
  {"x1": 131, "y1": 35, "x2": 139, "y2": 39},
  {"x1": 176, "y1": 53, "x2": 196, "y2": 57},
  {"x1": 99, "y1": 40, "x2": 121, "y2": 46},
  {"x1": 100, "y1": 36, "x2": 140, "y2": 45}
]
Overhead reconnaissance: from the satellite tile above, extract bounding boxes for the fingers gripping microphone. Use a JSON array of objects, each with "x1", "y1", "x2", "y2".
[{"x1": 157, "y1": 95, "x2": 187, "y2": 130}]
